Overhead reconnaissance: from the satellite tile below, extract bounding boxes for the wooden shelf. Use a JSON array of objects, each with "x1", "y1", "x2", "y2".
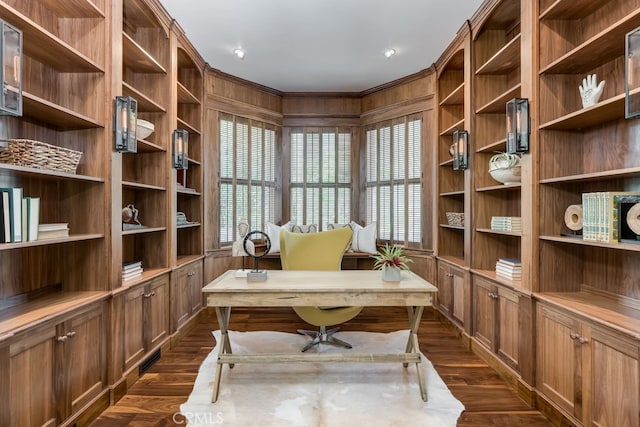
[
  {"x1": 440, "y1": 224, "x2": 465, "y2": 230},
  {"x1": 122, "y1": 226, "x2": 166, "y2": 236},
  {"x1": 122, "y1": 181, "x2": 166, "y2": 191},
  {"x1": 539, "y1": 235, "x2": 640, "y2": 252},
  {"x1": 439, "y1": 158, "x2": 454, "y2": 167},
  {"x1": 135, "y1": 139, "x2": 165, "y2": 153},
  {"x1": 475, "y1": 34, "x2": 521, "y2": 75},
  {"x1": 0, "y1": 164, "x2": 104, "y2": 183},
  {"x1": 122, "y1": 32, "x2": 166, "y2": 74},
  {"x1": 187, "y1": 157, "x2": 201, "y2": 166},
  {"x1": 539, "y1": 92, "x2": 625, "y2": 131},
  {"x1": 0, "y1": 291, "x2": 109, "y2": 340},
  {"x1": 177, "y1": 187, "x2": 200, "y2": 196},
  {"x1": 176, "y1": 117, "x2": 201, "y2": 135},
  {"x1": 476, "y1": 84, "x2": 521, "y2": 114},
  {"x1": 440, "y1": 190, "x2": 465, "y2": 197},
  {"x1": 540, "y1": 10, "x2": 640, "y2": 74},
  {"x1": 439, "y1": 83, "x2": 465, "y2": 106},
  {"x1": 476, "y1": 183, "x2": 521, "y2": 192},
  {"x1": 176, "y1": 254, "x2": 204, "y2": 268},
  {"x1": 118, "y1": 268, "x2": 168, "y2": 289},
  {"x1": 472, "y1": 269, "x2": 524, "y2": 291},
  {"x1": 0, "y1": 3, "x2": 103, "y2": 73},
  {"x1": 536, "y1": 291, "x2": 640, "y2": 339},
  {"x1": 0, "y1": 234, "x2": 104, "y2": 251},
  {"x1": 439, "y1": 118, "x2": 465, "y2": 136},
  {"x1": 540, "y1": 166, "x2": 640, "y2": 184},
  {"x1": 539, "y1": 0, "x2": 605, "y2": 20},
  {"x1": 436, "y1": 255, "x2": 466, "y2": 268},
  {"x1": 476, "y1": 138, "x2": 507, "y2": 153},
  {"x1": 41, "y1": 0, "x2": 104, "y2": 18},
  {"x1": 177, "y1": 82, "x2": 201, "y2": 104},
  {"x1": 177, "y1": 222, "x2": 201, "y2": 229},
  {"x1": 23, "y1": 91, "x2": 103, "y2": 130},
  {"x1": 476, "y1": 228, "x2": 521, "y2": 237},
  {"x1": 122, "y1": 82, "x2": 166, "y2": 113}
]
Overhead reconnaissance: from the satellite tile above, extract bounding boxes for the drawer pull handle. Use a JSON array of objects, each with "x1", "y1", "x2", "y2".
[
  {"x1": 57, "y1": 335, "x2": 68, "y2": 342},
  {"x1": 66, "y1": 331, "x2": 76, "y2": 338},
  {"x1": 144, "y1": 292, "x2": 156, "y2": 298}
]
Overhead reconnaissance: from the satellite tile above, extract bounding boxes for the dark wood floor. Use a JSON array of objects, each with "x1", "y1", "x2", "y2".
[{"x1": 91, "y1": 307, "x2": 553, "y2": 426}]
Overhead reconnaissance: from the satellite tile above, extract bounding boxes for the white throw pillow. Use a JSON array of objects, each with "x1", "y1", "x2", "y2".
[
  {"x1": 265, "y1": 221, "x2": 291, "y2": 253},
  {"x1": 350, "y1": 221, "x2": 377, "y2": 254},
  {"x1": 290, "y1": 224, "x2": 318, "y2": 233}
]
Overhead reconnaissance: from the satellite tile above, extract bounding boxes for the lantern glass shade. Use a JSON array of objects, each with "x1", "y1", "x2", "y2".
[
  {"x1": 452, "y1": 129, "x2": 469, "y2": 170},
  {"x1": 114, "y1": 96, "x2": 137, "y2": 153},
  {"x1": 172, "y1": 129, "x2": 189, "y2": 169},
  {"x1": 506, "y1": 98, "x2": 529, "y2": 154},
  {"x1": 0, "y1": 20, "x2": 22, "y2": 116},
  {"x1": 626, "y1": 26, "x2": 640, "y2": 118}
]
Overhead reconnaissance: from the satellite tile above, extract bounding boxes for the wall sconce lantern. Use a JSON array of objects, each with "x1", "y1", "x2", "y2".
[
  {"x1": 114, "y1": 96, "x2": 137, "y2": 153},
  {"x1": 0, "y1": 19, "x2": 22, "y2": 117},
  {"x1": 452, "y1": 129, "x2": 469, "y2": 170},
  {"x1": 172, "y1": 129, "x2": 189, "y2": 169},
  {"x1": 506, "y1": 98, "x2": 530, "y2": 154},
  {"x1": 626, "y1": 26, "x2": 640, "y2": 119}
]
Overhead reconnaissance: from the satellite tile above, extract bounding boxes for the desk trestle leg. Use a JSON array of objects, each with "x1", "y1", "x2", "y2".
[{"x1": 212, "y1": 306, "x2": 234, "y2": 403}]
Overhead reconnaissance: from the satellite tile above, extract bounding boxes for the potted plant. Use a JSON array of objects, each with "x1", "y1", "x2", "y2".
[{"x1": 372, "y1": 244, "x2": 413, "y2": 282}]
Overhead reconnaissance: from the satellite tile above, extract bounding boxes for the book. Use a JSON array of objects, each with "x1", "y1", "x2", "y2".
[
  {"x1": 20, "y1": 197, "x2": 40, "y2": 242},
  {"x1": 123, "y1": 260, "x2": 142, "y2": 271},
  {"x1": 0, "y1": 187, "x2": 23, "y2": 242},
  {"x1": 497, "y1": 258, "x2": 522, "y2": 266},
  {"x1": 122, "y1": 269, "x2": 143, "y2": 281},
  {"x1": 37, "y1": 223, "x2": 69, "y2": 240},
  {"x1": 0, "y1": 191, "x2": 9, "y2": 243}
]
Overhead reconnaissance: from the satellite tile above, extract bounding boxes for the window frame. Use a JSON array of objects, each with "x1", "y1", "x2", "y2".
[
  {"x1": 218, "y1": 113, "x2": 279, "y2": 246},
  {"x1": 364, "y1": 113, "x2": 423, "y2": 248}
]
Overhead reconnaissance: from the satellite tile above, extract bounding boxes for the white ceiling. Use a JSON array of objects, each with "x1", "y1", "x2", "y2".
[{"x1": 158, "y1": 0, "x2": 484, "y2": 93}]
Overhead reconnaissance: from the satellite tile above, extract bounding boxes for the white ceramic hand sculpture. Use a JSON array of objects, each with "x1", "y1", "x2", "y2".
[{"x1": 578, "y1": 74, "x2": 605, "y2": 108}]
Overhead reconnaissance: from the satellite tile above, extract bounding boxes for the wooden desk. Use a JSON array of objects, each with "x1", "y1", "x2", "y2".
[{"x1": 202, "y1": 269, "x2": 438, "y2": 403}]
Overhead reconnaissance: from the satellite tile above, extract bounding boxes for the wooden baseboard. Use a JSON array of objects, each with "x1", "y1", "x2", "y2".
[
  {"x1": 535, "y1": 393, "x2": 580, "y2": 427},
  {"x1": 170, "y1": 308, "x2": 205, "y2": 346},
  {"x1": 470, "y1": 338, "x2": 535, "y2": 406},
  {"x1": 60, "y1": 389, "x2": 110, "y2": 427}
]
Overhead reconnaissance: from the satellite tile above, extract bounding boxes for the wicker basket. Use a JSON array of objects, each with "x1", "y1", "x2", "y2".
[
  {"x1": 446, "y1": 212, "x2": 465, "y2": 227},
  {"x1": 0, "y1": 139, "x2": 82, "y2": 174}
]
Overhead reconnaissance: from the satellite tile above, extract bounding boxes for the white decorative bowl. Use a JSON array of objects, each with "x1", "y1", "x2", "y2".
[
  {"x1": 489, "y1": 166, "x2": 522, "y2": 184},
  {"x1": 136, "y1": 119, "x2": 154, "y2": 140}
]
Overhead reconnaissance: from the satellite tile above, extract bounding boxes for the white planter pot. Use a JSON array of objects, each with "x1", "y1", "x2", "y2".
[{"x1": 382, "y1": 266, "x2": 401, "y2": 282}]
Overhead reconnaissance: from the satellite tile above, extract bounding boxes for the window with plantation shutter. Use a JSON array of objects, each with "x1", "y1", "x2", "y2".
[
  {"x1": 290, "y1": 128, "x2": 351, "y2": 229},
  {"x1": 219, "y1": 113, "x2": 277, "y2": 244},
  {"x1": 365, "y1": 114, "x2": 422, "y2": 246}
]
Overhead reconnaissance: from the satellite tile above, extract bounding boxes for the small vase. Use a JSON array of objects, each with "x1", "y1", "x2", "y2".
[{"x1": 382, "y1": 266, "x2": 401, "y2": 282}]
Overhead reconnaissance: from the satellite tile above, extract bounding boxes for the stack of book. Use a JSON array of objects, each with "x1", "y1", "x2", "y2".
[
  {"x1": 495, "y1": 258, "x2": 522, "y2": 281},
  {"x1": 122, "y1": 261, "x2": 143, "y2": 282},
  {"x1": 581, "y1": 191, "x2": 640, "y2": 243},
  {"x1": 491, "y1": 216, "x2": 521, "y2": 233},
  {"x1": 38, "y1": 223, "x2": 69, "y2": 240}
]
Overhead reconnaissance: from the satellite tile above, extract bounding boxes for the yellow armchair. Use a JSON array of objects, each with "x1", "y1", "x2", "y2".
[{"x1": 280, "y1": 227, "x2": 363, "y2": 352}]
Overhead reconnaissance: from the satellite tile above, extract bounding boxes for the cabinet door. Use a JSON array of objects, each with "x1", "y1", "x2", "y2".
[
  {"x1": 451, "y1": 267, "x2": 465, "y2": 325},
  {"x1": 123, "y1": 286, "x2": 146, "y2": 371},
  {"x1": 65, "y1": 305, "x2": 107, "y2": 415},
  {"x1": 536, "y1": 304, "x2": 582, "y2": 421},
  {"x1": 436, "y1": 264, "x2": 452, "y2": 316},
  {"x1": 473, "y1": 277, "x2": 496, "y2": 350},
  {"x1": 173, "y1": 266, "x2": 191, "y2": 330},
  {"x1": 187, "y1": 262, "x2": 203, "y2": 314},
  {"x1": 589, "y1": 326, "x2": 640, "y2": 427},
  {"x1": 496, "y1": 287, "x2": 519, "y2": 371},
  {"x1": 9, "y1": 325, "x2": 57, "y2": 426},
  {"x1": 146, "y1": 276, "x2": 170, "y2": 350}
]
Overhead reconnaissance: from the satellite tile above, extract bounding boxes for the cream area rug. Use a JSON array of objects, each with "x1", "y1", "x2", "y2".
[{"x1": 180, "y1": 330, "x2": 464, "y2": 427}]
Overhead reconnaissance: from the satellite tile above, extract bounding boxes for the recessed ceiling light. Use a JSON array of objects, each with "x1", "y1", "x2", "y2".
[
  {"x1": 384, "y1": 48, "x2": 396, "y2": 58},
  {"x1": 233, "y1": 48, "x2": 246, "y2": 60}
]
